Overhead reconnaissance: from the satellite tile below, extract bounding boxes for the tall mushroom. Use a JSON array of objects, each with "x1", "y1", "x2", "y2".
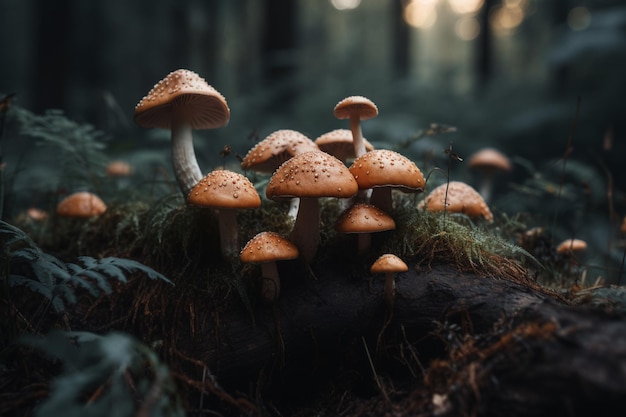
[
  {"x1": 467, "y1": 147, "x2": 512, "y2": 203},
  {"x1": 349, "y1": 149, "x2": 425, "y2": 213},
  {"x1": 370, "y1": 254, "x2": 408, "y2": 309},
  {"x1": 266, "y1": 151, "x2": 358, "y2": 263},
  {"x1": 240, "y1": 231, "x2": 299, "y2": 302},
  {"x1": 188, "y1": 169, "x2": 261, "y2": 258},
  {"x1": 134, "y1": 69, "x2": 230, "y2": 196},
  {"x1": 333, "y1": 96, "x2": 378, "y2": 160}
]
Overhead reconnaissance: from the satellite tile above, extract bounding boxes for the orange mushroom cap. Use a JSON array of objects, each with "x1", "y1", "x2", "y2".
[
  {"x1": 314, "y1": 129, "x2": 374, "y2": 162},
  {"x1": 556, "y1": 238, "x2": 588, "y2": 254},
  {"x1": 418, "y1": 181, "x2": 493, "y2": 222},
  {"x1": 467, "y1": 148, "x2": 512, "y2": 172},
  {"x1": 56, "y1": 192, "x2": 107, "y2": 218},
  {"x1": 240, "y1": 231, "x2": 299, "y2": 264},
  {"x1": 336, "y1": 203, "x2": 395, "y2": 234},
  {"x1": 349, "y1": 149, "x2": 425, "y2": 192},
  {"x1": 241, "y1": 129, "x2": 319, "y2": 173},
  {"x1": 370, "y1": 254, "x2": 408, "y2": 274},
  {"x1": 187, "y1": 169, "x2": 261, "y2": 209},
  {"x1": 333, "y1": 96, "x2": 379, "y2": 121}
]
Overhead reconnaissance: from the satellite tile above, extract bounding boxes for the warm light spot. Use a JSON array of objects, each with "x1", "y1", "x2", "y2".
[
  {"x1": 567, "y1": 6, "x2": 591, "y2": 31},
  {"x1": 455, "y1": 15, "x2": 480, "y2": 40},
  {"x1": 448, "y1": 0, "x2": 484, "y2": 15},
  {"x1": 404, "y1": 0, "x2": 438, "y2": 29},
  {"x1": 490, "y1": 3, "x2": 524, "y2": 35},
  {"x1": 330, "y1": 0, "x2": 361, "y2": 10}
]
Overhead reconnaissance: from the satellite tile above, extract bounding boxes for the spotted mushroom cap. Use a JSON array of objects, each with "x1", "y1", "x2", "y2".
[
  {"x1": 349, "y1": 149, "x2": 425, "y2": 192},
  {"x1": 418, "y1": 181, "x2": 493, "y2": 222},
  {"x1": 370, "y1": 254, "x2": 408, "y2": 274},
  {"x1": 266, "y1": 151, "x2": 359, "y2": 200},
  {"x1": 467, "y1": 148, "x2": 512, "y2": 172},
  {"x1": 333, "y1": 96, "x2": 379, "y2": 120},
  {"x1": 556, "y1": 238, "x2": 588, "y2": 254},
  {"x1": 134, "y1": 69, "x2": 230, "y2": 130},
  {"x1": 314, "y1": 129, "x2": 374, "y2": 161},
  {"x1": 240, "y1": 231, "x2": 299, "y2": 264},
  {"x1": 56, "y1": 191, "x2": 107, "y2": 218},
  {"x1": 336, "y1": 203, "x2": 396, "y2": 234},
  {"x1": 187, "y1": 169, "x2": 261, "y2": 209},
  {"x1": 241, "y1": 129, "x2": 319, "y2": 173}
]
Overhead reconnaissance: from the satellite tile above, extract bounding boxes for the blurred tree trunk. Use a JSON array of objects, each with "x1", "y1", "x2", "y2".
[
  {"x1": 262, "y1": 0, "x2": 297, "y2": 109},
  {"x1": 549, "y1": 0, "x2": 570, "y2": 93},
  {"x1": 475, "y1": 0, "x2": 494, "y2": 89},
  {"x1": 392, "y1": 0, "x2": 411, "y2": 79},
  {"x1": 33, "y1": 0, "x2": 71, "y2": 112}
]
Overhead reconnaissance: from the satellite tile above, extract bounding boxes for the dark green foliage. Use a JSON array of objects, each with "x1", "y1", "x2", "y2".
[
  {"x1": 1, "y1": 220, "x2": 172, "y2": 313},
  {"x1": 22, "y1": 330, "x2": 185, "y2": 417}
]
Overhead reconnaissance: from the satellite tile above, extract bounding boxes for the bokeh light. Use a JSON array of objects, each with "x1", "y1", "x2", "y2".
[
  {"x1": 330, "y1": 0, "x2": 362, "y2": 11},
  {"x1": 448, "y1": 0, "x2": 484, "y2": 15},
  {"x1": 455, "y1": 15, "x2": 481, "y2": 40},
  {"x1": 404, "y1": 0, "x2": 439, "y2": 29}
]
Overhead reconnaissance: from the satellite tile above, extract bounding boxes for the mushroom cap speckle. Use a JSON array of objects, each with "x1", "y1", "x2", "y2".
[
  {"x1": 240, "y1": 231, "x2": 299, "y2": 264},
  {"x1": 241, "y1": 129, "x2": 319, "y2": 173},
  {"x1": 349, "y1": 149, "x2": 425, "y2": 192},
  {"x1": 266, "y1": 151, "x2": 359, "y2": 199},
  {"x1": 556, "y1": 238, "x2": 588, "y2": 254},
  {"x1": 370, "y1": 254, "x2": 408, "y2": 274},
  {"x1": 134, "y1": 69, "x2": 230, "y2": 130},
  {"x1": 56, "y1": 191, "x2": 107, "y2": 218},
  {"x1": 418, "y1": 181, "x2": 493, "y2": 222},
  {"x1": 333, "y1": 96, "x2": 378, "y2": 120},
  {"x1": 467, "y1": 148, "x2": 512, "y2": 172},
  {"x1": 315, "y1": 129, "x2": 374, "y2": 161},
  {"x1": 336, "y1": 203, "x2": 396, "y2": 233},
  {"x1": 187, "y1": 169, "x2": 261, "y2": 209}
]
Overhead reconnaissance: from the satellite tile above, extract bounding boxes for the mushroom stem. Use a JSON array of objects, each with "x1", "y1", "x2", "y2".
[
  {"x1": 287, "y1": 197, "x2": 300, "y2": 221},
  {"x1": 478, "y1": 175, "x2": 495, "y2": 204},
  {"x1": 217, "y1": 208, "x2": 239, "y2": 258},
  {"x1": 349, "y1": 115, "x2": 367, "y2": 159},
  {"x1": 260, "y1": 262, "x2": 280, "y2": 302},
  {"x1": 171, "y1": 107, "x2": 203, "y2": 196},
  {"x1": 384, "y1": 272, "x2": 395, "y2": 308},
  {"x1": 357, "y1": 233, "x2": 372, "y2": 255},
  {"x1": 370, "y1": 187, "x2": 393, "y2": 213},
  {"x1": 290, "y1": 197, "x2": 319, "y2": 264}
]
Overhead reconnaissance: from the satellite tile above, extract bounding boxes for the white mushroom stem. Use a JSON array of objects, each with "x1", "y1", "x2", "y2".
[
  {"x1": 171, "y1": 107, "x2": 203, "y2": 196},
  {"x1": 384, "y1": 272, "x2": 396, "y2": 309},
  {"x1": 287, "y1": 197, "x2": 300, "y2": 221},
  {"x1": 478, "y1": 174, "x2": 495, "y2": 204},
  {"x1": 290, "y1": 197, "x2": 319, "y2": 264},
  {"x1": 260, "y1": 262, "x2": 280, "y2": 302},
  {"x1": 216, "y1": 208, "x2": 239, "y2": 258},
  {"x1": 349, "y1": 115, "x2": 367, "y2": 159}
]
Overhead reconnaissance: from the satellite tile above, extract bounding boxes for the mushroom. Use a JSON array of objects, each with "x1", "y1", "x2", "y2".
[
  {"x1": 134, "y1": 69, "x2": 230, "y2": 196},
  {"x1": 418, "y1": 181, "x2": 493, "y2": 222},
  {"x1": 56, "y1": 191, "x2": 107, "y2": 218},
  {"x1": 188, "y1": 169, "x2": 261, "y2": 258},
  {"x1": 333, "y1": 96, "x2": 378, "y2": 160},
  {"x1": 349, "y1": 149, "x2": 425, "y2": 212},
  {"x1": 314, "y1": 128, "x2": 374, "y2": 164},
  {"x1": 266, "y1": 151, "x2": 358, "y2": 263},
  {"x1": 370, "y1": 254, "x2": 408, "y2": 308},
  {"x1": 105, "y1": 160, "x2": 132, "y2": 177},
  {"x1": 556, "y1": 238, "x2": 588, "y2": 255},
  {"x1": 467, "y1": 148, "x2": 512, "y2": 203},
  {"x1": 241, "y1": 129, "x2": 319, "y2": 220},
  {"x1": 335, "y1": 203, "x2": 395, "y2": 254},
  {"x1": 240, "y1": 231, "x2": 299, "y2": 302}
]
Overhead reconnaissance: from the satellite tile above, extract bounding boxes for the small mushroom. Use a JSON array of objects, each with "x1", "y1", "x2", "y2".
[
  {"x1": 418, "y1": 181, "x2": 493, "y2": 222},
  {"x1": 56, "y1": 191, "x2": 107, "y2": 218},
  {"x1": 467, "y1": 148, "x2": 512, "y2": 203},
  {"x1": 335, "y1": 203, "x2": 395, "y2": 254},
  {"x1": 333, "y1": 96, "x2": 378, "y2": 160},
  {"x1": 105, "y1": 160, "x2": 132, "y2": 177},
  {"x1": 556, "y1": 238, "x2": 588, "y2": 255},
  {"x1": 134, "y1": 69, "x2": 230, "y2": 196},
  {"x1": 240, "y1": 231, "x2": 299, "y2": 302},
  {"x1": 241, "y1": 129, "x2": 319, "y2": 174},
  {"x1": 349, "y1": 149, "x2": 425, "y2": 212},
  {"x1": 314, "y1": 128, "x2": 374, "y2": 164},
  {"x1": 188, "y1": 169, "x2": 261, "y2": 258},
  {"x1": 266, "y1": 151, "x2": 358, "y2": 263},
  {"x1": 370, "y1": 254, "x2": 408, "y2": 308}
]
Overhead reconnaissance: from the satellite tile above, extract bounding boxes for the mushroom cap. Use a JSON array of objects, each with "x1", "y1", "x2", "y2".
[
  {"x1": 187, "y1": 169, "x2": 261, "y2": 209},
  {"x1": 56, "y1": 191, "x2": 107, "y2": 218},
  {"x1": 467, "y1": 148, "x2": 512, "y2": 172},
  {"x1": 333, "y1": 96, "x2": 379, "y2": 120},
  {"x1": 241, "y1": 129, "x2": 319, "y2": 173},
  {"x1": 314, "y1": 129, "x2": 374, "y2": 161},
  {"x1": 418, "y1": 181, "x2": 494, "y2": 222},
  {"x1": 349, "y1": 149, "x2": 425, "y2": 192},
  {"x1": 134, "y1": 69, "x2": 230, "y2": 130},
  {"x1": 556, "y1": 238, "x2": 588, "y2": 254},
  {"x1": 240, "y1": 231, "x2": 299, "y2": 264},
  {"x1": 370, "y1": 254, "x2": 408, "y2": 274},
  {"x1": 336, "y1": 203, "x2": 396, "y2": 233},
  {"x1": 106, "y1": 160, "x2": 132, "y2": 177},
  {"x1": 266, "y1": 151, "x2": 359, "y2": 200}
]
